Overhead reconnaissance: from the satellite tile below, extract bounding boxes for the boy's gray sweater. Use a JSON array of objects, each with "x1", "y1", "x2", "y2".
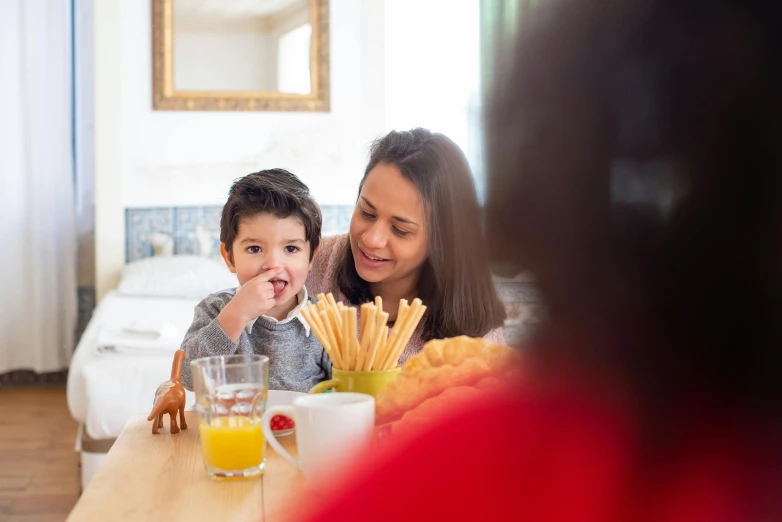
[{"x1": 180, "y1": 288, "x2": 331, "y2": 393}]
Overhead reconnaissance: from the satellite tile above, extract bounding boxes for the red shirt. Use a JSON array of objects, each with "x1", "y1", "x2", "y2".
[{"x1": 285, "y1": 383, "x2": 778, "y2": 522}]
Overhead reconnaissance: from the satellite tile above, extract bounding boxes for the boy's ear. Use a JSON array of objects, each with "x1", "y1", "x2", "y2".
[
  {"x1": 308, "y1": 245, "x2": 320, "y2": 270},
  {"x1": 220, "y1": 243, "x2": 237, "y2": 274}
]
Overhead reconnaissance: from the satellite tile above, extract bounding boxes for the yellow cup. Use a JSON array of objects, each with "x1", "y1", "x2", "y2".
[{"x1": 309, "y1": 367, "x2": 401, "y2": 398}]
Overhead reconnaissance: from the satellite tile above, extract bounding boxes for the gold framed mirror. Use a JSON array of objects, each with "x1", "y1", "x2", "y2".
[{"x1": 152, "y1": 0, "x2": 329, "y2": 112}]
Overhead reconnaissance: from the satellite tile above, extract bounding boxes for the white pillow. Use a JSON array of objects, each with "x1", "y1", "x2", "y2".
[{"x1": 118, "y1": 255, "x2": 238, "y2": 299}]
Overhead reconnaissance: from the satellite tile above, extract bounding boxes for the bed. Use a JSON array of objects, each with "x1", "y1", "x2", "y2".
[{"x1": 67, "y1": 255, "x2": 238, "y2": 490}]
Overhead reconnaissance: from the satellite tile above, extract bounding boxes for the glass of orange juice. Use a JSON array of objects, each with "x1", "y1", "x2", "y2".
[{"x1": 191, "y1": 354, "x2": 269, "y2": 479}]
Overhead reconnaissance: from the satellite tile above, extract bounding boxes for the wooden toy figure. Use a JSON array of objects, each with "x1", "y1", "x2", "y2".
[{"x1": 147, "y1": 349, "x2": 188, "y2": 435}]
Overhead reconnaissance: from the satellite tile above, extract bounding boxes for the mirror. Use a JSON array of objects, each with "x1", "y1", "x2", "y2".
[{"x1": 152, "y1": 0, "x2": 330, "y2": 111}]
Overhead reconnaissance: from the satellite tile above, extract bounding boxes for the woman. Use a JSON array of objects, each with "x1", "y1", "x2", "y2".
[
  {"x1": 306, "y1": 128, "x2": 506, "y2": 363},
  {"x1": 290, "y1": 0, "x2": 782, "y2": 520}
]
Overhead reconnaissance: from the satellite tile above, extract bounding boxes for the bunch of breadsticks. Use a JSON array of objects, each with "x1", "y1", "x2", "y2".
[{"x1": 300, "y1": 293, "x2": 426, "y2": 371}]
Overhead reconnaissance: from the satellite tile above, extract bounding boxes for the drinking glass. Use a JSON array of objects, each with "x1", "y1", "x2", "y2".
[{"x1": 191, "y1": 354, "x2": 269, "y2": 479}]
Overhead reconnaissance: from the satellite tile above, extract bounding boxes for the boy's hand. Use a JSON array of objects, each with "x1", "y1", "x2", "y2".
[
  {"x1": 217, "y1": 267, "x2": 283, "y2": 340},
  {"x1": 232, "y1": 267, "x2": 284, "y2": 320}
]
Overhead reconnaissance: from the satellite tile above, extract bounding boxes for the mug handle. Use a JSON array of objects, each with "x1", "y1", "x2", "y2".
[
  {"x1": 261, "y1": 406, "x2": 300, "y2": 470},
  {"x1": 309, "y1": 379, "x2": 339, "y2": 394},
  {"x1": 310, "y1": 379, "x2": 339, "y2": 395}
]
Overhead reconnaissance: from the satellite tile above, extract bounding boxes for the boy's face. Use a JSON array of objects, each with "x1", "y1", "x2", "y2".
[{"x1": 222, "y1": 212, "x2": 313, "y2": 317}]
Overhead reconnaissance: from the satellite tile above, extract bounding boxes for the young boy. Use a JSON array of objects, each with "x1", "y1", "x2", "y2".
[{"x1": 179, "y1": 169, "x2": 330, "y2": 393}]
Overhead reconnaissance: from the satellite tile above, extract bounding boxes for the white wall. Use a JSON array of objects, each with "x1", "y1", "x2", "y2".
[
  {"x1": 94, "y1": 0, "x2": 124, "y2": 300},
  {"x1": 94, "y1": 0, "x2": 386, "y2": 299},
  {"x1": 384, "y1": 0, "x2": 483, "y2": 197}
]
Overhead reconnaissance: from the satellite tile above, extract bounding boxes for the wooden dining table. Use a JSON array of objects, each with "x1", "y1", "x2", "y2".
[{"x1": 66, "y1": 411, "x2": 309, "y2": 521}]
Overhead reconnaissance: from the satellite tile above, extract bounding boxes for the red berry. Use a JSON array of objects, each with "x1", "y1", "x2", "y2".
[{"x1": 271, "y1": 414, "x2": 295, "y2": 430}]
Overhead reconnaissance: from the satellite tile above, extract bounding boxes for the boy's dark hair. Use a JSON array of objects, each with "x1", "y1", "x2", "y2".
[
  {"x1": 337, "y1": 128, "x2": 506, "y2": 341},
  {"x1": 220, "y1": 169, "x2": 322, "y2": 261}
]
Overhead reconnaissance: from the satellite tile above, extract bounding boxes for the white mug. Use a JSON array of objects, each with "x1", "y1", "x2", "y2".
[{"x1": 261, "y1": 392, "x2": 375, "y2": 477}]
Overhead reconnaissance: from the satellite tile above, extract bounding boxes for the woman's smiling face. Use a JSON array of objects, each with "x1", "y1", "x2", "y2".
[{"x1": 349, "y1": 162, "x2": 428, "y2": 286}]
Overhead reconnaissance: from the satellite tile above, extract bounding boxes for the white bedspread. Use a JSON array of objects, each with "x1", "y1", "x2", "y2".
[{"x1": 67, "y1": 291, "x2": 199, "y2": 440}]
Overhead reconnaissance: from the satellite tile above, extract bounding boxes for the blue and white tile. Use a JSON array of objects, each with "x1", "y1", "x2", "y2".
[{"x1": 126, "y1": 208, "x2": 174, "y2": 262}]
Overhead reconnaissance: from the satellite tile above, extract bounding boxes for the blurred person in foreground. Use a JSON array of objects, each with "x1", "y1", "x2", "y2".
[{"x1": 285, "y1": 0, "x2": 782, "y2": 520}]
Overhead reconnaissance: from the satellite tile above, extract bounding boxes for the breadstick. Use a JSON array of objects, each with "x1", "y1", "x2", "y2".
[
  {"x1": 356, "y1": 304, "x2": 368, "y2": 370},
  {"x1": 315, "y1": 306, "x2": 336, "y2": 346},
  {"x1": 378, "y1": 326, "x2": 389, "y2": 368},
  {"x1": 328, "y1": 294, "x2": 343, "y2": 325},
  {"x1": 307, "y1": 296, "x2": 426, "y2": 371},
  {"x1": 366, "y1": 311, "x2": 389, "y2": 371},
  {"x1": 359, "y1": 303, "x2": 369, "y2": 343},
  {"x1": 360, "y1": 306, "x2": 376, "y2": 370},
  {"x1": 341, "y1": 307, "x2": 353, "y2": 369},
  {"x1": 383, "y1": 301, "x2": 426, "y2": 369},
  {"x1": 387, "y1": 298, "x2": 421, "y2": 356},
  {"x1": 326, "y1": 307, "x2": 343, "y2": 349},
  {"x1": 334, "y1": 302, "x2": 342, "y2": 320},
  {"x1": 316, "y1": 297, "x2": 328, "y2": 315},
  {"x1": 320, "y1": 309, "x2": 343, "y2": 367},
  {"x1": 300, "y1": 306, "x2": 323, "y2": 341},
  {"x1": 301, "y1": 307, "x2": 342, "y2": 369},
  {"x1": 305, "y1": 302, "x2": 329, "y2": 339},
  {"x1": 378, "y1": 299, "x2": 417, "y2": 369},
  {"x1": 299, "y1": 307, "x2": 323, "y2": 344},
  {"x1": 380, "y1": 300, "x2": 409, "y2": 368},
  {"x1": 307, "y1": 305, "x2": 343, "y2": 368},
  {"x1": 348, "y1": 307, "x2": 359, "y2": 370}
]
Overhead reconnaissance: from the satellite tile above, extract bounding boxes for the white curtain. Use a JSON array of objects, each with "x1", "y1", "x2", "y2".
[{"x1": 0, "y1": 0, "x2": 77, "y2": 373}]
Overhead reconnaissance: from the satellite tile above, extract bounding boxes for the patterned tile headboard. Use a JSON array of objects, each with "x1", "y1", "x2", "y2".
[
  {"x1": 124, "y1": 205, "x2": 541, "y2": 344},
  {"x1": 125, "y1": 205, "x2": 354, "y2": 262}
]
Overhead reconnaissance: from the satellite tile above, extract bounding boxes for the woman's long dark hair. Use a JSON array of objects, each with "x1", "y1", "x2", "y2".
[
  {"x1": 486, "y1": 0, "x2": 782, "y2": 417},
  {"x1": 337, "y1": 128, "x2": 506, "y2": 341}
]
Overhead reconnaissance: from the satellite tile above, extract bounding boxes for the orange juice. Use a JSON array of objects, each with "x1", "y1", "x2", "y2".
[{"x1": 199, "y1": 416, "x2": 265, "y2": 470}]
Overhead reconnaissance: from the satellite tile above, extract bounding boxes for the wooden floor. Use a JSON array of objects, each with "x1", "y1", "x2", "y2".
[{"x1": 0, "y1": 387, "x2": 80, "y2": 522}]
